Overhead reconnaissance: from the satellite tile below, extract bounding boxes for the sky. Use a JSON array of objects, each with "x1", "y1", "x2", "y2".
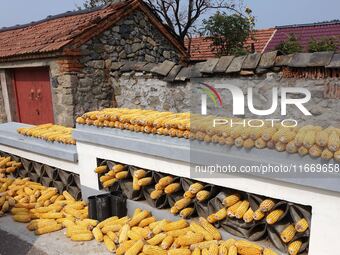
[{"x1": 0, "y1": 0, "x2": 339, "y2": 29}]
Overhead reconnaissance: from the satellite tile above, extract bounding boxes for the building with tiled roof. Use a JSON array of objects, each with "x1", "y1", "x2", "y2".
[
  {"x1": 265, "y1": 21, "x2": 340, "y2": 52},
  {"x1": 0, "y1": 0, "x2": 187, "y2": 126},
  {"x1": 185, "y1": 28, "x2": 276, "y2": 61}
]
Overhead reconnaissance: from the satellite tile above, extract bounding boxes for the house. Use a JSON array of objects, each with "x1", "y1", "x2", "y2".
[
  {"x1": 187, "y1": 21, "x2": 340, "y2": 61},
  {"x1": 185, "y1": 28, "x2": 276, "y2": 61},
  {"x1": 0, "y1": 0, "x2": 187, "y2": 126},
  {"x1": 265, "y1": 20, "x2": 340, "y2": 52}
]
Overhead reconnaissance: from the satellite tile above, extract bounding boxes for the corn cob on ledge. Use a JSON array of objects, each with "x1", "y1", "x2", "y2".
[
  {"x1": 0, "y1": 176, "x2": 293, "y2": 255},
  {"x1": 76, "y1": 108, "x2": 340, "y2": 162}
]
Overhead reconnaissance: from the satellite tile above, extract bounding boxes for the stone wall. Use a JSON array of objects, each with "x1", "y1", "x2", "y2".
[
  {"x1": 74, "y1": 10, "x2": 180, "y2": 117},
  {"x1": 113, "y1": 74, "x2": 191, "y2": 112},
  {"x1": 114, "y1": 72, "x2": 340, "y2": 127}
]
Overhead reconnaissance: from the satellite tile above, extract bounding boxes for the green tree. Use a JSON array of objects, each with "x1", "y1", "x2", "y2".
[
  {"x1": 276, "y1": 34, "x2": 303, "y2": 54},
  {"x1": 308, "y1": 37, "x2": 337, "y2": 52},
  {"x1": 81, "y1": 0, "x2": 251, "y2": 43},
  {"x1": 203, "y1": 11, "x2": 253, "y2": 56}
]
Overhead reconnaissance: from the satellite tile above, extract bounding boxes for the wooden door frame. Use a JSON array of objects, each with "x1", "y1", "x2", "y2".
[
  {"x1": 0, "y1": 69, "x2": 19, "y2": 122},
  {"x1": 10, "y1": 67, "x2": 54, "y2": 124}
]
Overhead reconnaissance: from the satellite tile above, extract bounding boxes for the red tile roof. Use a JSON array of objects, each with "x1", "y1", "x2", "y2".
[
  {"x1": 185, "y1": 28, "x2": 276, "y2": 61},
  {"x1": 265, "y1": 21, "x2": 340, "y2": 52},
  {"x1": 0, "y1": 0, "x2": 188, "y2": 61}
]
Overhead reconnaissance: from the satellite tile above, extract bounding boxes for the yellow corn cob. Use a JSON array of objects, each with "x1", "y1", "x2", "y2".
[
  {"x1": 92, "y1": 226, "x2": 103, "y2": 242},
  {"x1": 253, "y1": 209, "x2": 265, "y2": 221},
  {"x1": 255, "y1": 138, "x2": 267, "y2": 149},
  {"x1": 127, "y1": 229, "x2": 144, "y2": 241},
  {"x1": 228, "y1": 245, "x2": 238, "y2": 255},
  {"x1": 286, "y1": 140, "x2": 298, "y2": 154},
  {"x1": 309, "y1": 145, "x2": 322, "y2": 158},
  {"x1": 219, "y1": 239, "x2": 236, "y2": 254},
  {"x1": 63, "y1": 191, "x2": 76, "y2": 201},
  {"x1": 164, "y1": 183, "x2": 181, "y2": 194},
  {"x1": 129, "y1": 210, "x2": 150, "y2": 226},
  {"x1": 150, "y1": 189, "x2": 164, "y2": 199},
  {"x1": 103, "y1": 235, "x2": 116, "y2": 252},
  {"x1": 235, "y1": 200, "x2": 250, "y2": 219},
  {"x1": 177, "y1": 232, "x2": 204, "y2": 246},
  {"x1": 106, "y1": 231, "x2": 118, "y2": 243},
  {"x1": 12, "y1": 214, "x2": 31, "y2": 223},
  {"x1": 95, "y1": 165, "x2": 108, "y2": 174},
  {"x1": 189, "y1": 183, "x2": 204, "y2": 194},
  {"x1": 259, "y1": 199, "x2": 275, "y2": 212},
  {"x1": 113, "y1": 164, "x2": 125, "y2": 173},
  {"x1": 192, "y1": 247, "x2": 201, "y2": 255},
  {"x1": 174, "y1": 198, "x2": 192, "y2": 210},
  {"x1": 198, "y1": 217, "x2": 221, "y2": 240},
  {"x1": 234, "y1": 137, "x2": 244, "y2": 147},
  {"x1": 208, "y1": 243, "x2": 219, "y2": 255},
  {"x1": 263, "y1": 248, "x2": 278, "y2": 255},
  {"x1": 138, "y1": 216, "x2": 156, "y2": 228},
  {"x1": 35, "y1": 223, "x2": 63, "y2": 235},
  {"x1": 328, "y1": 131, "x2": 340, "y2": 152},
  {"x1": 163, "y1": 219, "x2": 188, "y2": 231},
  {"x1": 184, "y1": 191, "x2": 196, "y2": 199},
  {"x1": 118, "y1": 224, "x2": 130, "y2": 243},
  {"x1": 158, "y1": 176, "x2": 174, "y2": 187},
  {"x1": 321, "y1": 148, "x2": 333, "y2": 160},
  {"x1": 180, "y1": 207, "x2": 194, "y2": 219},
  {"x1": 223, "y1": 194, "x2": 240, "y2": 207},
  {"x1": 70, "y1": 232, "x2": 94, "y2": 241},
  {"x1": 146, "y1": 232, "x2": 166, "y2": 245},
  {"x1": 213, "y1": 207, "x2": 228, "y2": 221},
  {"x1": 243, "y1": 138, "x2": 255, "y2": 149},
  {"x1": 134, "y1": 169, "x2": 147, "y2": 179},
  {"x1": 167, "y1": 227, "x2": 192, "y2": 238},
  {"x1": 196, "y1": 190, "x2": 210, "y2": 202},
  {"x1": 202, "y1": 248, "x2": 209, "y2": 255},
  {"x1": 234, "y1": 240, "x2": 263, "y2": 255},
  {"x1": 143, "y1": 245, "x2": 167, "y2": 255},
  {"x1": 298, "y1": 146, "x2": 309, "y2": 156},
  {"x1": 152, "y1": 219, "x2": 169, "y2": 234},
  {"x1": 125, "y1": 239, "x2": 144, "y2": 255},
  {"x1": 243, "y1": 208, "x2": 254, "y2": 223},
  {"x1": 295, "y1": 218, "x2": 309, "y2": 233},
  {"x1": 190, "y1": 222, "x2": 213, "y2": 241},
  {"x1": 303, "y1": 130, "x2": 316, "y2": 148},
  {"x1": 266, "y1": 209, "x2": 284, "y2": 225},
  {"x1": 116, "y1": 240, "x2": 136, "y2": 255},
  {"x1": 190, "y1": 240, "x2": 218, "y2": 250},
  {"x1": 161, "y1": 235, "x2": 174, "y2": 249},
  {"x1": 1, "y1": 201, "x2": 9, "y2": 213},
  {"x1": 207, "y1": 214, "x2": 217, "y2": 224},
  {"x1": 288, "y1": 240, "x2": 302, "y2": 255},
  {"x1": 227, "y1": 201, "x2": 242, "y2": 217},
  {"x1": 168, "y1": 249, "x2": 191, "y2": 255},
  {"x1": 138, "y1": 177, "x2": 153, "y2": 187},
  {"x1": 315, "y1": 131, "x2": 329, "y2": 147},
  {"x1": 335, "y1": 150, "x2": 340, "y2": 162},
  {"x1": 115, "y1": 171, "x2": 129, "y2": 180},
  {"x1": 280, "y1": 225, "x2": 296, "y2": 243}
]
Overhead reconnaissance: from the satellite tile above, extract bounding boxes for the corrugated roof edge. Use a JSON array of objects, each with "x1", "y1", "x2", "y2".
[{"x1": 112, "y1": 51, "x2": 340, "y2": 82}]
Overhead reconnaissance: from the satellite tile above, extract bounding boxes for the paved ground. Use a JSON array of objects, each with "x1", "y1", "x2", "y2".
[
  {"x1": 0, "y1": 229, "x2": 47, "y2": 255},
  {"x1": 0, "y1": 216, "x2": 109, "y2": 255}
]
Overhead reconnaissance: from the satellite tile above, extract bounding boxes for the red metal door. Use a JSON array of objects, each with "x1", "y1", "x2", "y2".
[{"x1": 13, "y1": 67, "x2": 54, "y2": 125}]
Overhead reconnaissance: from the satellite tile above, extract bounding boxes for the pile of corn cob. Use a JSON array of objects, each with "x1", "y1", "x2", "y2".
[
  {"x1": 0, "y1": 156, "x2": 22, "y2": 177},
  {"x1": 89, "y1": 207, "x2": 279, "y2": 255},
  {"x1": 96, "y1": 164, "x2": 130, "y2": 189},
  {"x1": 76, "y1": 108, "x2": 191, "y2": 139},
  {"x1": 17, "y1": 123, "x2": 76, "y2": 145},
  {"x1": 0, "y1": 177, "x2": 88, "y2": 233},
  {"x1": 207, "y1": 196, "x2": 308, "y2": 255},
  {"x1": 76, "y1": 108, "x2": 340, "y2": 161}
]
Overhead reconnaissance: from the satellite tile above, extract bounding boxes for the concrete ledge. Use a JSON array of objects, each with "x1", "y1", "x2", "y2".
[{"x1": 0, "y1": 122, "x2": 78, "y2": 162}]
